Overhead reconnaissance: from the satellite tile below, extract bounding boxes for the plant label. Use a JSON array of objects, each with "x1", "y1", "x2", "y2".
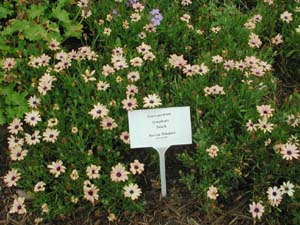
[{"x1": 128, "y1": 106, "x2": 192, "y2": 197}]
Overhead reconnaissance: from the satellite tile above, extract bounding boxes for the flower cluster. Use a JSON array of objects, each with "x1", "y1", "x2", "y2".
[
  {"x1": 246, "y1": 104, "x2": 275, "y2": 133},
  {"x1": 77, "y1": 0, "x2": 92, "y2": 18},
  {"x1": 2, "y1": 0, "x2": 300, "y2": 223},
  {"x1": 150, "y1": 9, "x2": 163, "y2": 26},
  {"x1": 249, "y1": 181, "x2": 295, "y2": 220},
  {"x1": 204, "y1": 85, "x2": 225, "y2": 96},
  {"x1": 109, "y1": 160, "x2": 144, "y2": 200}
]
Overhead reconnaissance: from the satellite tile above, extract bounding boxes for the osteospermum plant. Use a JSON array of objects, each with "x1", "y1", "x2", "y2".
[{"x1": 1, "y1": 0, "x2": 300, "y2": 224}]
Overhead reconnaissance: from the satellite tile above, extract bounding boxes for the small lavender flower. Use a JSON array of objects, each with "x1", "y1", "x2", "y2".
[
  {"x1": 153, "y1": 14, "x2": 163, "y2": 21},
  {"x1": 151, "y1": 18, "x2": 161, "y2": 26},
  {"x1": 150, "y1": 9, "x2": 160, "y2": 15},
  {"x1": 149, "y1": 9, "x2": 163, "y2": 26},
  {"x1": 112, "y1": 9, "x2": 118, "y2": 15}
]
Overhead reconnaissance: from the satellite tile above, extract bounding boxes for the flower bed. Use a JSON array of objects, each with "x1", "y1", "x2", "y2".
[{"x1": 1, "y1": 0, "x2": 300, "y2": 224}]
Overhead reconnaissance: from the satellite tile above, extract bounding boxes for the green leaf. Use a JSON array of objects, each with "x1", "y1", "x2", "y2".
[
  {"x1": 2, "y1": 86, "x2": 28, "y2": 120},
  {"x1": 64, "y1": 22, "x2": 83, "y2": 38},
  {"x1": 0, "y1": 6, "x2": 13, "y2": 19},
  {"x1": 44, "y1": 21, "x2": 61, "y2": 41},
  {"x1": 115, "y1": 37, "x2": 122, "y2": 46},
  {"x1": 0, "y1": 110, "x2": 6, "y2": 125},
  {"x1": 23, "y1": 23, "x2": 47, "y2": 41},
  {"x1": 47, "y1": 21, "x2": 60, "y2": 33},
  {"x1": 11, "y1": 104, "x2": 28, "y2": 118},
  {"x1": 2, "y1": 20, "x2": 30, "y2": 36},
  {"x1": 0, "y1": 83, "x2": 15, "y2": 95},
  {"x1": 27, "y1": 5, "x2": 47, "y2": 19},
  {"x1": 0, "y1": 37, "x2": 10, "y2": 52},
  {"x1": 45, "y1": 31, "x2": 62, "y2": 42},
  {"x1": 52, "y1": 7, "x2": 71, "y2": 23},
  {"x1": 286, "y1": 50, "x2": 296, "y2": 58},
  {"x1": 57, "y1": 0, "x2": 76, "y2": 7},
  {"x1": 5, "y1": 90, "x2": 27, "y2": 105}
]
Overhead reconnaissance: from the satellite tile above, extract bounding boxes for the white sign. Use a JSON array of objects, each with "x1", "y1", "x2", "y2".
[
  {"x1": 128, "y1": 106, "x2": 192, "y2": 148},
  {"x1": 128, "y1": 106, "x2": 192, "y2": 196}
]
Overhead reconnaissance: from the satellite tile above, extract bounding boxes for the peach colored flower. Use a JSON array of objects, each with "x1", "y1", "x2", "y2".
[
  {"x1": 9, "y1": 197, "x2": 26, "y2": 214},
  {"x1": 123, "y1": 183, "x2": 142, "y2": 200},
  {"x1": 47, "y1": 160, "x2": 66, "y2": 177},
  {"x1": 110, "y1": 163, "x2": 129, "y2": 182},
  {"x1": 130, "y1": 160, "x2": 144, "y2": 174}
]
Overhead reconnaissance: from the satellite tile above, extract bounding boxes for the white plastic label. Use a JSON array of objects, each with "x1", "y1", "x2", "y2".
[{"x1": 128, "y1": 106, "x2": 192, "y2": 196}]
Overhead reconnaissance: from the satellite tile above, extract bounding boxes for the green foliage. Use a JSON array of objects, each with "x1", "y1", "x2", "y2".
[
  {"x1": 27, "y1": 5, "x2": 47, "y2": 19},
  {"x1": 0, "y1": 84, "x2": 28, "y2": 125},
  {"x1": 52, "y1": 7, "x2": 72, "y2": 23},
  {"x1": 1, "y1": 0, "x2": 300, "y2": 224},
  {"x1": 0, "y1": 0, "x2": 82, "y2": 55},
  {"x1": 0, "y1": 5, "x2": 13, "y2": 19}
]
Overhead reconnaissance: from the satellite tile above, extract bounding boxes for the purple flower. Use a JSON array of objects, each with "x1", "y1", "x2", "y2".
[
  {"x1": 153, "y1": 14, "x2": 163, "y2": 20},
  {"x1": 150, "y1": 9, "x2": 160, "y2": 15},
  {"x1": 149, "y1": 8, "x2": 163, "y2": 26},
  {"x1": 112, "y1": 9, "x2": 118, "y2": 15},
  {"x1": 151, "y1": 18, "x2": 161, "y2": 26}
]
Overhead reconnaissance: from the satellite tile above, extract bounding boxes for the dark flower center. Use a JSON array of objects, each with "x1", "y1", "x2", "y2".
[
  {"x1": 272, "y1": 191, "x2": 277, "y2": 196},
  {"x1": 56, "y1": 166, "x2": 61, "y2": 171},
  {"x1": 116, "y1": 172, "x2": 122, "y2": 177},
  {"x1": 129, "y1": 190, "x2": 134, "y2": 194},
  {"x1": 254, "y1": 208, "x2": 259, "y2": 213}
]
